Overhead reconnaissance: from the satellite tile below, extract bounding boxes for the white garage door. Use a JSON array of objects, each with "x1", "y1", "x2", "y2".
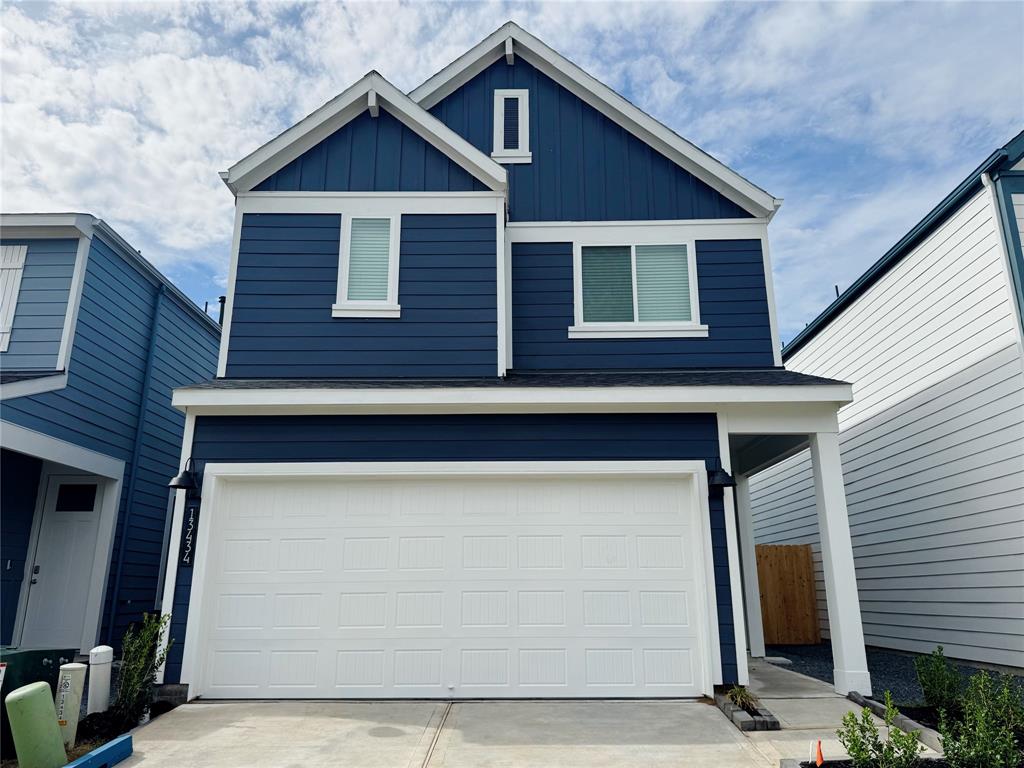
[{"x1": 192, "y1": 465, "x2": 712, "y2": 698}]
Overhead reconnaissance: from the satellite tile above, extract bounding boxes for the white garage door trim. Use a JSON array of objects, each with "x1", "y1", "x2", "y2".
[{"x1": 180, "y1": 460, "x2": 719, "y2": 698}]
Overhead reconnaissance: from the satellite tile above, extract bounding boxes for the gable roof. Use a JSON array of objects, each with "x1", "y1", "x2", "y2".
[
  {"x1": 410, "y1": 22, "x2": 781, "y2": 219},
  {"x1": 782, "y1": 129, "x2": 1024, "y2": 359},
  {"x1": 222, "y1": 72, "x2": 507, "y2": 195}
]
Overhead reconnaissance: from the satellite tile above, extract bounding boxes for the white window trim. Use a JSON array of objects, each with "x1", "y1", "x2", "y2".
[
  {"x1": 0, "y1": 244, "x2": 28, "y2": 352},
  {"x1": 332, "y1": 213, "x2": 402, "y2": 318},
  {"x1": 570, "y1": 239, "x2": 707, "y2": 339},
  {"x1": 492, "y1": 89, "x2": 531, "y2": 163}
]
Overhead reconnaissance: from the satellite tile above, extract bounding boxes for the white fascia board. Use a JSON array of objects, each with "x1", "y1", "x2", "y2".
[
  {"x1": 0, "y1": 373, "x2": 69, "y2": 400},
  {"x1": 0, "y1": 213, "x2": 95, "y2": 240},
  {"x1": 507, "y1": 218, "x2": 766, "y2": 243},
  {"x1": 236, "y1": 192, "x2": 503, "y2": 215},
  {"x1": 409, "y1": 22, "x2": 780, "y2": 218},
  {"x1": 223, "y1": 72, "x2": 507, "y2": 194},
  {"x1": 0, "y1": 419, "x2": 125, "y2": 479},
  {"x1": 172, "y1": 383, "x2": 853, "y2": 414}
]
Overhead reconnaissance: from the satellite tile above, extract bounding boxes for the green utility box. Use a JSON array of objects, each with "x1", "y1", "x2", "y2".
[{"x1": 0, "y1": 647, "x2": 77, "y2": 757}]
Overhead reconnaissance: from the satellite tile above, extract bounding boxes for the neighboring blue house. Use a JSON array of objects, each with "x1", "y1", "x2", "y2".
[
  {"x1": 0, "y1": 213, "x2": 220, "y2": 654},
  {"x1": 158, "y1": 23, "x2": 873, "y2": 700}
]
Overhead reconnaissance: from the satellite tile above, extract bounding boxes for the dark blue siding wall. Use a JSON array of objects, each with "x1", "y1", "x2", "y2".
[
  {"x1": 1, "y1": 234, "x2": 220, "y2": 647},
  {"x1": 430, "y1": 58, "x2": 752, "y2": 222},
  {"x1": 0, "y1": 449, "x2": 42, "y2": 644},
  {"x1": 511, "y1": 239, "x2": 774, "y2": 369},
  {"x1": 0, "y1": 238, "x2": 78, "y2": 371},
  {"x1": 226, "y1": 213, "x2": 497, "y2": 378},
  {"x1": 163, "y1": 413, "x2": 738, "y2": 686},
  {"x1": 255, "y1": 109, "x2": 488, "y2": 192}
]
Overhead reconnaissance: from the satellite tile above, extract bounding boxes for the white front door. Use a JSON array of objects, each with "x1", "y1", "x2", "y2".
[
  {"x1": 192, "y1": 464, "x2": 714, "y2": 699},
  {"x1": 21, "y1": 478, "x2": 103, "y2": 649}
]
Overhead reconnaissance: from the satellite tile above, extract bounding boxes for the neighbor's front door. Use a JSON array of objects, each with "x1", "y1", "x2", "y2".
[{"x1": 20, "y1": 479, "x2": 102, "y2": 649}]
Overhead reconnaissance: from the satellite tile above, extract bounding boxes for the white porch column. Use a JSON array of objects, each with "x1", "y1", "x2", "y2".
[
  {"x1": 810, "y1": 432, "x2": 872, "y2": 696},
  {"x1": 734, "y1": 475, "x2": 766, "y2": 658}
]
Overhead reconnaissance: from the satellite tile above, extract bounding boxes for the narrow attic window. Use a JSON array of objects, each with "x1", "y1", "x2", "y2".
[{"x1": 492, "y1": 89, "x2": 530, "y2": 163}]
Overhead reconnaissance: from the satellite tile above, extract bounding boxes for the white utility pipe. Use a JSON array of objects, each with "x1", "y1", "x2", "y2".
[
  {"x1": 87, "y1": 645, "x2": 114, "y2": 715},
  {"x1": 56, "y1": 662, "x2": 87, "y2": 749}
]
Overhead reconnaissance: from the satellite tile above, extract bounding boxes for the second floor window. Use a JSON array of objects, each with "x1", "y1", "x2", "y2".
[
  {"x1": 570, "y1": 242, "x2": 708, "y2": 338},
  {"x1": 492, "y1": 89, "x2": 531, "y2": 163},
  {"x1": 333, "y1": 215, "x2": 401, "y2": 318}
]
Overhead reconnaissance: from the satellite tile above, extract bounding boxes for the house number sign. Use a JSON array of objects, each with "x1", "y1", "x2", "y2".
[{"x1": 179, "y1": 500, "x2": 201, "y2": 567}]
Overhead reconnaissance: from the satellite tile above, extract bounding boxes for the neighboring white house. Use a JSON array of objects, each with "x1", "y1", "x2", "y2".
[{"x1": 746, "y1": 131, "x2": 1024, "y2": 669}]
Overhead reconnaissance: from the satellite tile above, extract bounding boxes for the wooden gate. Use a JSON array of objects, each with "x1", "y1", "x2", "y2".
[{"x1": 756, "y1": 543, "x2": 821, "y2": 645}]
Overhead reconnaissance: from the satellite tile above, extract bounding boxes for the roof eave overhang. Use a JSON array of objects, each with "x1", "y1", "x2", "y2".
[
  {"x1": 410, "y1": 22, "x2": 780, "y2": 218},
  {"x1": 222, "y1": 72, "x2": 507, "y2": 196},
  {"x1": 172, "y1": 382, "x2": 853, "y2": 415}
]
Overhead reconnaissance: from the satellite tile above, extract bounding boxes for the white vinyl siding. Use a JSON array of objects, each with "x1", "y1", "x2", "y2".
[
  {"x1": 748, "y1": 188, "x2": 1024, "y2": 667},
  {"x1": 0, "y1": 244, "x2": 28, "y2": 351},
  {"x1": 333, "y1": 215, "x2": 401, "y2": 318},
  {"x1": 346, "y1": 218, "x2": 391, "y2": 301}
]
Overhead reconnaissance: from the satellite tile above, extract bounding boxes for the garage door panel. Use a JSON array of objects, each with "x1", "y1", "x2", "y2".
[{"x1": 199, "y1": 472, "x2": 709, "y2": 698}]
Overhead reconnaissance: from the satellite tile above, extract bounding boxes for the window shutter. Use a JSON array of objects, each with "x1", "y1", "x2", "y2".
[
  {"x1": 581, "y1": 246, "x2": 634, "y2": 322},
  {"x1": 346, "y1": 218, "x2": 392, "y2": 301},
  {"x1": 0, "y1": 244, "x2": 28, "y2": 351},
  {"x1": 635, "y1": 244, "x2": 691, "y2": 322},
  {"x1": 503, "y1": 97, "x2": 520, "y2": 151}
]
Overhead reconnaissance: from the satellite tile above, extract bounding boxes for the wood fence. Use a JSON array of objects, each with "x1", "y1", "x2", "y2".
[{"x1": 755, "y1": 543, "x2": 821, "y2": 645}]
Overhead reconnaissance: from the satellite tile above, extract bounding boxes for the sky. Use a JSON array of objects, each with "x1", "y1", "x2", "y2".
[{"x1": 2, "y1": 1, "x2": 1022, "y2": 343}]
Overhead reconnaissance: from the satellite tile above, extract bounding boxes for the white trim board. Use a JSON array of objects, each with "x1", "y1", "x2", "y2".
[
  {"x1": 0, "y1": 374, "x2": 68, "y2": 400},
  {"x1": 175, "y1": 459, "x2": 718, "y2": 698},
  {"x1": 0, "y1": 420, "x2": 125, "y2": 479},
  {"x1": 55, "y1": 233, "x2": 93, "y2": 371},
  {"x1": 222, "y1": 72, "x2": 507, "y2": 194},
  {"x1": 409, "y1": 22, "x2": 780, "y2": 219}
]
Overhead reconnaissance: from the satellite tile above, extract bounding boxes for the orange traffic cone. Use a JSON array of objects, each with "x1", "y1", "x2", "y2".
[{"x1": 815, "y1": 739, "x2": 825, "y2": 766}]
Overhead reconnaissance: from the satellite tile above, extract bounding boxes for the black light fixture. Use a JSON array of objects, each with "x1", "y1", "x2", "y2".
[
  {"x1": 707, "y1": 461, "x2": 737, "y2": 489},
  {"x1": 168, "y1": 458, "x2": 198, "y2": 491}
]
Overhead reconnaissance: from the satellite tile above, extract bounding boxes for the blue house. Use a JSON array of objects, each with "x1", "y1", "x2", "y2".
[
  {"x1": 158, "y1": 23, "x2": 872, "y2": 700},
  {"x1": 0, "y1": 213, "x2": 220, "y2": 654}
]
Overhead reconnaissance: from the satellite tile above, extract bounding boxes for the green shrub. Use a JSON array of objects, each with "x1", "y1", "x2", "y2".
[
  {"x1": 111, "y1": 613, "x2": 172, "y2": 731},
  {"x1": 940, "y1": 671, "x2": 1023, "y2": 768},
  {"x1": 914, "y1": 646, "x2": 962, "y2": 713},
  {"x1": 726, "y1": 684, "x2": 759, "y2": 712},
  {"x1": 836, "y1": 691, "x2": 922, "y2": 768}
]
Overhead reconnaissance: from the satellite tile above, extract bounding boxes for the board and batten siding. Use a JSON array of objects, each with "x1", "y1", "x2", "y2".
[
  {"x1": 1, "y1": 233, "x2": 220, "y2": 646},
  {"x1": 0, "y1": 238, "x2": 78, "y2": 370},
  {"x1": 429, "y1": 57, "x2": 752, "y2": 222},
  {"x1": 254, "y1": 109, "x2": 488, "y2": 193},
  {"x1": 162, "y1": 412, "x2": 738, "y2": 687},
  {"x1": 226, "y1": 213, "x2": 498, "y2": 378},
  {"x1": 510, "y1": 239, "x2": 774, "y2": 369},
  {"x1": 748, "y1": 188, "x2": 1024, "y2": 667}
]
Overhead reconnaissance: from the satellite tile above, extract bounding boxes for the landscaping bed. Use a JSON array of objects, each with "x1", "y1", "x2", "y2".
[{"x1": 787, "y1": 761, "x2": 950, "y2": 767}]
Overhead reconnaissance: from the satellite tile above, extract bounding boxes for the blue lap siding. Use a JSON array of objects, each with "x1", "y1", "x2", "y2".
[
  {"x1": 429, "y1": 57, "x2": 753, "y2": 222},
  {"x1": 226, "y1": 213, "x2": 498, "y2": 378},
  {"x1": 162, "y1": 413, "x2": 738, "y2": 687},
  {"x1": 0, "y1": 238, "x2": 78, "y2": 371},
  {"x1": 255, "y1": 109, "x2": 488, "y2": 192},
  {"x1": 511, "y1": 239, "x2": 774, "y2": 369},
  {"x1": 0, "y1": 232, "x2": 220, "y2": 647}
]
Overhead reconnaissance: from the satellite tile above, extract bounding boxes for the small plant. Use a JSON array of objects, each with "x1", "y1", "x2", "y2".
[
  {"x1": 940, "y1": 671, "x2": 1023, "y2": 768},
  {"x1": 836, "y1": 691, "x2": 922, "y2": 768},
  {"x1": 110, "y1": 613, "x2": 172, "y2": 731},
  {"x1": 914, "y1": 646, "x2": 962, "y2": 715},
  {"x1": 726, "y1": 684, "x2": 759, "y2": 713}
]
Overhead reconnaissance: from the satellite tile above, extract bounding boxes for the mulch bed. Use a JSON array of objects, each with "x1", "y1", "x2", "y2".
[{"x1": 798, "y1": 762, "x2": 950, "y2": 767}]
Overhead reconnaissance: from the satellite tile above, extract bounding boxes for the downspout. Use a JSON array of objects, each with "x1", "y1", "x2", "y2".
[{"x1": 106, "y1": 284, "x2": 166, "y2": 643}]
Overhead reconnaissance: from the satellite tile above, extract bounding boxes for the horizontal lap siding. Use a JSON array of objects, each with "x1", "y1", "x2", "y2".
[
  {"x1": 430, "y1": 58, "x2": 753, "y2": 222},
  {"x1": 255, "y1": 110, "x2": 487, "y2": 192},
  {"x1": 0, "y1": 238, "x2": 77, "y2": 370},
  {"x1": 226, "y1": 213, "x2": 498, "y2": 377},
  {"x1": 511, "y1": 240, "x2": 773, "y2": 369},
  {"x1": 163, "y1": 413, "x2": 737, "y2": 687},
  {"x1": 752, "y1": 188, "x2": 1024, "y2": 666}
]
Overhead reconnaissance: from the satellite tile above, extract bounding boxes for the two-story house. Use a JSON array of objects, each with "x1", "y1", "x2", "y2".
[
  {"x1": 157, "y1": 23, "x2": 872, "y2": 701},
  {"x1": 0, "y1": 213, "x2": 220, "y2": 655}
]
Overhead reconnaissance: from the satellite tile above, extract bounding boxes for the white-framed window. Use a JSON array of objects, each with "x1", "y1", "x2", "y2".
[
  {"x1": 0, "y1": 244, "x2": 28, "y2": 351},
  {"x1": 569, "y1": 241, "x2": 708, "y2": 338},
  {"x1": 332, "y1": 215, "x2": 401, "y2": 318},
  {"x1": 492, "y1": 89, "x2": 531, "y2": 164}
]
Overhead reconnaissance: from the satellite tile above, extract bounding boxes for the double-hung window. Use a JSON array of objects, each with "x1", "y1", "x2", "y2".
[
  {"x1": 333, "y1": 215, "x2": 401, "y2": 318},
  {"x1": 492, "y1": 89, "x2": 530, "y2": 163},
  {"x1": 570, "y1": 242, "x2": 707, "y2": 338}
]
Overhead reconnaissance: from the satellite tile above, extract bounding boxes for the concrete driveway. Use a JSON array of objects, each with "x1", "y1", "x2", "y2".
[{"x1": 123, "y1": 700, "x2": 772, "y2": 768}]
